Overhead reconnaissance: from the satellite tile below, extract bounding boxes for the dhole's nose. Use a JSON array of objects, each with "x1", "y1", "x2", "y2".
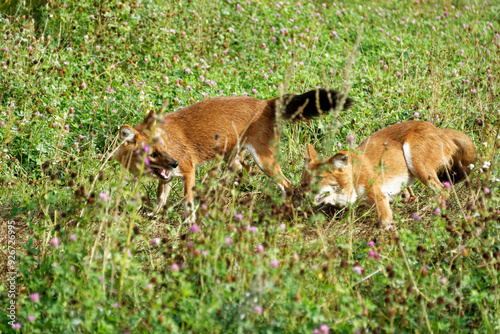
[{"x1": 172, "y1": 160, "x2": 179, "y2": 168}]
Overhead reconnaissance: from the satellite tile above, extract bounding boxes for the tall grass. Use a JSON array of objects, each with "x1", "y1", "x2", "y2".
[{"x1": 0, "y1": 0, "x2": 499, "y2": 332}]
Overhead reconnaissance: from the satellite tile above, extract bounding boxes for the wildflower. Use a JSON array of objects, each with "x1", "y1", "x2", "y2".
[
  {"x1": 346, "y1": 134, "x2": 355, "y2": 144},
  {"x1": 30, "y1": 293, "x2": 40, "y2": 303},
  {"x1": 443, "y1": 181, "x2": 451, "y2": 189},
  {"x1": 413, "y1": 112, "x2": 420, "y2": 118},
  {"x1": 270, "y1": 259, "x2": 279, "y2": 268},
  {"x1": 256, "y1": 244, "x2": 265, "y2": 254},
  {"x1": 12, "y1": 323, "x2": 21, "y2": 330},
  {"x1": 248, "y1": 226, "x2": 258, "y2": 234},
  {"x1": 50, "y1": 237, "x2": 60, "y2": 248},
  {"x1": 234, "y1": 213, "x2": 244, "y2": 222},
  {"x1": 440, "y1": 277, "x2": 447, "y2": 284},
  {"x1": 319, "y1": 324, "x2": 330, "y2": 334},
  {"x1": 433, "y1": 208, "x2": 442, "y2": 216},
  {"x1": 368, "y1": 240, "x2": 375, "y2": 247},
  {"x1": 112, "y1": 302, "x2": 120, "y2": 308},
  {"x1": 251, "y1": 88, "x2": 258, "y2": 94},
  {"x1": 253, "y1": 305, "x2": 263, "y2": 315},
  {"x1": 190, "y1": 225, "x2": 200, "y2": 233},
  {"x1": 484, "y1": 188, "x2": 490, "y2": 194},
  {"x1": 368, "y1": 250, "x2": 381, "y2": 260},
  {"x1": 99, "y1": 192, "x2": 109, "y2": 202},
  {"x1": 421, "y1": 266, "x2": 428, "y2": 276},
  {"x1": 70, "y1": 234, "x2": 76, "y2": 241},
  {"x1": 224, "y1": 237, "x2": 232, "y2": 246},
  {"x1": 151, "y1": 238, "x2": 161, "y2": 247},
  {"x1": 170, "y1": 263, "x2": 180, "y2": 272},
  {"x1": 280, "y1": 223, "x2": 286, "y2": 230},
  {"x1": 27, "y1": 315, "x2": 35, "y2": 322},
  {"x1": 352, "y1": 265, "x2": 363, "y2": 274},
  {"x1": 185, "y1": 68, "x2": 191, "y2": 74}
]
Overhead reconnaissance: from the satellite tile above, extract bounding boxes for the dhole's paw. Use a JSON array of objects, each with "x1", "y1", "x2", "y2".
[{"x1": 401, "y1": 187, "x2": 417, "y2": 203}]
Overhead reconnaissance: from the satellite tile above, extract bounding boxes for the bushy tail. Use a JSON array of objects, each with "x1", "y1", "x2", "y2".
[
  {"x1": 267, "y1": 89, "x2": 354, "y2": 121},
  {"x1": 438, "y1": 129, "x2": 476, "y2": 183}
]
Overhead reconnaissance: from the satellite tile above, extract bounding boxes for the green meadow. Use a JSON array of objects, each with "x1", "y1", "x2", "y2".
[{"x1": 0, "y1": 0, "x2": 499, "y2": 332}]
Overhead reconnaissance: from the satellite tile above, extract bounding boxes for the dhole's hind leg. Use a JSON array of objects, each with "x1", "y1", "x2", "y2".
[
  {"x1": 245, "y1": 145, "x2": 291, "y2": 197},
  {"x1": 155, "y1": 180, "x2": 173, "y2": 213},
  {"x1": 410, "y1": 165, "x2": 443, "y2": 191},
  {"x1": 401, "y1": 186, "x2": 416, "y2": 203},
  {"x1": 403, "y1": 142, "x2": 444, "y2": 191}
]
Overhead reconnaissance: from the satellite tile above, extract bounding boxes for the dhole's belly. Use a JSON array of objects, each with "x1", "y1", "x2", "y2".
[{"x1": 381, "y1": 173, "x2": 414, "y2": 201}]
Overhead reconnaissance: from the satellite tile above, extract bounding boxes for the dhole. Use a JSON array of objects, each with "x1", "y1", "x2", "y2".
[
  {"x1": 115, "y1": 89, "x2": 353, "y2": 222},
  {"x1": 304, "y1": 121, "x2": 475, "y2": 224}
]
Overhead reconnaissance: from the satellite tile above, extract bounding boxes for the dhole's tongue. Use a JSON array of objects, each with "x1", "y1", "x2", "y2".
[{"x1": 159, "y1": 169, "x2": 169, "y2": 179}]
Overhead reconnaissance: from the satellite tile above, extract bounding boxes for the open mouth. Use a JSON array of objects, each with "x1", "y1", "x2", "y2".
[{"x1": 152, "y1": 167, "x2": 170, "y2": 180}]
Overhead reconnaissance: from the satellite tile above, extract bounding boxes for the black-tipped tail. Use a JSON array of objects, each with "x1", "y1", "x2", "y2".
[{"x1": 269, "y1": 89, "x2": 353, "y2": 121}]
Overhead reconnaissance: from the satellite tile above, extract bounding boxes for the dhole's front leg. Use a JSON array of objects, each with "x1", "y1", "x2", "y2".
[
  {"x1": 367, "y1": 187, "x2": 393, "y2": 224},
  {"x1": 155, "y1": 180, "x2": 172, "y2": 213},
  {"x1": 182, "y1": 169, "x2": 196, "y2": 223}
]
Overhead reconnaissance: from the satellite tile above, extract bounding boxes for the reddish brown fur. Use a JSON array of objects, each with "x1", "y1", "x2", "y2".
[
  {"x1": 115, "y1": 89, "x2": 352, "y2": 221},
  {"x1": 305, "y1": 121, "x2": 475, "y2": 223}
]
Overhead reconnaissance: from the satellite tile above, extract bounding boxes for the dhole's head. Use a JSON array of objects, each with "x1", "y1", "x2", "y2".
[
  {"x1": 303, "y1": 144, "x2": 356, "y2": 207},
  {"x1": 114, "y1": 110, "x2": 179, "y2": 181}
]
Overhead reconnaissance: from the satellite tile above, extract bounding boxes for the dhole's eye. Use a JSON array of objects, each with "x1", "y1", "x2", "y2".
[{"x1": 151, "y1": 152, "x2": 158, "y2": 158}]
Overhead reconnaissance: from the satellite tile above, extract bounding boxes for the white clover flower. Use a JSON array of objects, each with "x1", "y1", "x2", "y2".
[
  {"x1": 482, "y1": 161, "x2": 491, "y2": 169},
  {"x1": 468, "y1": 163, "x2": 475, "y2": 169}
]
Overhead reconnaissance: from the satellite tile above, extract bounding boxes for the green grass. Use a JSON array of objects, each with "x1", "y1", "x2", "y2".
[{"x1": 0, "y1": 0, "x2": 499, "y2": 332}]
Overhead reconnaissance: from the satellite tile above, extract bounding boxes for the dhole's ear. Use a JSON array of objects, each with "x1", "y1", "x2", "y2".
[
  {"x1": 119, "y1": 125, "x2": 137, "y2": 143},
  {"x1": 142, "y1": 110, "x2": 157, "y2": 131},
  {"x1": 327, "y1": 152, "x2": 349, "y2": 169},
  {"x1": 306, "y1": 144, "x2": 318, "y2": 162}
]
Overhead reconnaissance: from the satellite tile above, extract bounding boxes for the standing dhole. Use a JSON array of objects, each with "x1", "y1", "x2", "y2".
[
  {"x1": 304, "y1": 121, "x2": 475, "y2": 224},
  {"x1": 115, "y1": 89, "x2": 353, "y2": 222}
]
